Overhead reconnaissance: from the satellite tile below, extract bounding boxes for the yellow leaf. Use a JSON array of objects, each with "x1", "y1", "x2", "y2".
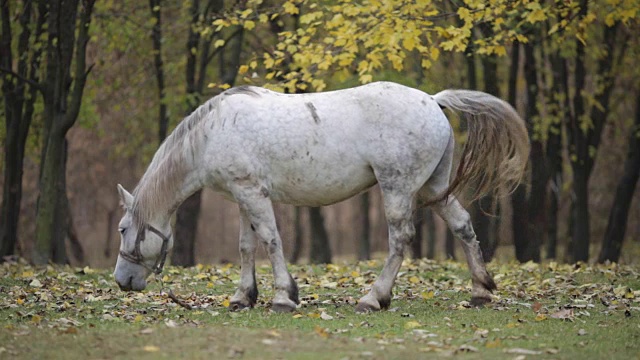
[
  {"x1": 222, "y1": 299, "x2": 230, "y2": 308},
  {"x1": 506, "y1": 322, "x2": 519, "y2": 328},
  {"x1": 240, "y1": 8, "x2": 252, "y2": 19},
  {"x1": 485, "y1": 338, "x2": 502, "y2": 348},
  {"x1": 405, "y1": 321, "x2": 422, "y2": 329},
  {"x1": 359, "y1": 74, "x2": 373, "y2": 84},
  {"x1": 403, "y1": 37, "x2": 416, "y2": 51},
  {"x1": 21, "y1": 271, "x2": 34, "y2": 278},
  {"x1": 350, "y1": 271, "x2": 360, "y2": 277},
  {"x1": 314, "y1": 325, "x2": 330, "y2": 338},
  {"x1": 283, "y1": 1, "x2": 299, "y2": 15},
  {"x1": 292, "y1": 314, "x2": 303, "y2": 319},
  {"x1": 214, "y1": 39, "x2": 225, "y2": 48},
  {"x1": 31, "y1": 315, "x2": 42, "y2": 324},
  {"x1": 219, "y1": 83, "x2": 231, "y2": 90},
  {"x1": 244, "y1": 20, "x2": 255, "y2": 31},
  {"x1": 161, "y1": 275, "x2": 170, "y2": 282},
  {"x1": 134, "y1": 314, "x2": 144, "y2": 322},
  {"x1": 238, "y1": 65, "x2": 249, "y2": 75},
  {"x1": 409, "y1": 276, "x2": 421, "y2": 284},
  {"x1": 143, "y1": 345, "x2": 160, "y2": 352},
  {"x1": 421, "y1": 291, "x2": 434, "y2": 300},
  {"x1": 308, "y1": 312, "x2": 321, "y2": 319},
  {"x1": 430, "y1": 47, "x2": 440, "y2": 61},
  {"x1": 16, "y1": 298, "x2": 24, "y2": 305},
  {"x1": 535, "y1": 314, "x2": 547, "y2": 321},
  {"x1": 249, "y1": 60, "x2": 258, "y2": 69}
]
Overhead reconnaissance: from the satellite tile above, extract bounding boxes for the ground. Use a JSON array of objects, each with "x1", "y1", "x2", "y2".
[{"x1": 0, "y1": 258, "x2": 639, "y2": 359}]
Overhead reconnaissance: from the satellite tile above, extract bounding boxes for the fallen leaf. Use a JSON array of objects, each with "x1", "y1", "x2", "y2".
[
  {"x1": 504, "y1": 348, "x2": 542, "y2": 355},
  {"x1": 578, "y1": 329, "x2": 587, "y2": 336},
  {"x1": 320, "y1": 311, "x2": 333, "y2": 320},
  {"x1": 550, "y1": 308, "x2": 574, "y2": 320},
  {"x1": 486, "y1": 338, "x2": 502, "y2": 348},
  {"x1": 143, "y1": 345, "x2": 160, "y2": 352},
  {"x1": 535, "y1": 314, "x2": 547, "y2": 321},
  {"x1": 314, "y1": 325, "x2": 330, "y2": 338},
  {"x1": 29, "y1": 279, "x2": 42, "y2": 288},
  {"x1": 456, "y1": 344, "x2": 478, "y2": 353},
  {"x1": 404, "y1": 321, "x2": 422, "y2": 329},
  {"x1": 532, "y1": 301, "x2": 542, "y2": 313}
]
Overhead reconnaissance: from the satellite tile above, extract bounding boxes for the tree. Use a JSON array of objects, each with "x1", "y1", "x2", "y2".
[
  {"x1": 33, "y1": 0, "x2": 96, "y2": 265},
  {"x1": 309, "y1": 207, "x2": 331, "y2": 264},
  {"x1": 174, "y1": 0, "x2": 243, "y2": 266},
  {"x1": 149, "y1": 0, "x2": 169, "y2": 145},
  {"x1": 358, "y1": 192, "x2": 371, "y2": 261},
  {"x1": 0, "y1": 0, "x2": 45, "y2": 260},
  {"x1": 598, "y1": 92, "x2": 640, "y2": 263}
]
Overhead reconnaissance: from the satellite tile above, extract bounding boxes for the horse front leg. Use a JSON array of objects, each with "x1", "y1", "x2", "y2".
[
  {"x1": 356, "y1": 193, "x2": 414, "y2": 313},
  {"x1": 230, "y1": 209, "x2": 259, "y2": 310},
  {"x1": 433, "y1": 196, "x2": 496, "y2": 305},
  {"x1": 232, "y1": 183, "x2": 299, "y2": 312}
]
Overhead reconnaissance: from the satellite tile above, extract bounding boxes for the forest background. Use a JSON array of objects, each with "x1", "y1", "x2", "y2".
[{"x1": 1, "y1": 0, "x2": 639, "y2": 269}]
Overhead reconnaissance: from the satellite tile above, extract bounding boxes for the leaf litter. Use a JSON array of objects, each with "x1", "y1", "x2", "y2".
[{"x1": 0, "y1": 258, "x2": 639, "y2": 357}]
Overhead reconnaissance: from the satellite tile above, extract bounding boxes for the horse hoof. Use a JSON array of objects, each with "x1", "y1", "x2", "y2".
[
  {"x1": 229, "y1": 301, "x2": 252, "y2": 312},
  {"x1": 271, "y1": 301, "x2": 296, "y2": 313},
  {"x1": 470, "y1": 296, "x2": 492, "y2": 307},
  {"x1": 355, "y1": 302, "x2": 380, "y2": 313}
]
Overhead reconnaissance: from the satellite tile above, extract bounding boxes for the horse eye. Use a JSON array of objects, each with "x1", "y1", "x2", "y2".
[{"x1": 119, "y1": 227, "x2": 126, "y2": 235}]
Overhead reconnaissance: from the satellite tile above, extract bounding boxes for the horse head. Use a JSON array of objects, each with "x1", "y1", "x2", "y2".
[{"x1": 113, "y1": 184, "x2": 173, "y2": 291}]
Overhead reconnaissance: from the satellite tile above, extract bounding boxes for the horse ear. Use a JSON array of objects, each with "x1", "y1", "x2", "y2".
[{"x1": 117, "y1": 184, "x2": 133, "y2": 210}]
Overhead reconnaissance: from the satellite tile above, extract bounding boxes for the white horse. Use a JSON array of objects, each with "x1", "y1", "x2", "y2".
[{"x1": 114, "y1": 81, "x2": 529, "y2": 312}]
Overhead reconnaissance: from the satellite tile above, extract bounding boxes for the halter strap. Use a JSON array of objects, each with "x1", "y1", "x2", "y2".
[{"x1": 119, "y1": 224, "x2": 171, "y2": 275}]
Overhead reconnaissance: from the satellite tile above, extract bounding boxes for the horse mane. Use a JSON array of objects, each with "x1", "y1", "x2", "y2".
[{"x1": 131, "y1": 95, "x2": 222, "y2": 225}]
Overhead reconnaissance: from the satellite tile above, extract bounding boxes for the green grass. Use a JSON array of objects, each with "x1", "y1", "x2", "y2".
[{"x1": 1, "y1": 259, "x2": 639, "y2": 359}]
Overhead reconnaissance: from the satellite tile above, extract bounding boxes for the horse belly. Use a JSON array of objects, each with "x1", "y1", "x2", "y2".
[{"x1": 268, "y1": 157, "x2": 377, "y2": 206}]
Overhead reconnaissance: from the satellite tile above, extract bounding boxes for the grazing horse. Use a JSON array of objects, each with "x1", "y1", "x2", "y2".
[{"x1": 114, "y1": 81, "x2": 529, "y2": 312}]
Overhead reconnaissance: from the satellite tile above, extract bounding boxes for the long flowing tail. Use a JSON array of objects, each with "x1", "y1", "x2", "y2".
[{"x1": 433, "y1": 89, "x2": 530, "y2": 202}]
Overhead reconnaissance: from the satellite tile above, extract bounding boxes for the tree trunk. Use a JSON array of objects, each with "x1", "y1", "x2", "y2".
[
  {"x1": 149, "y1": 0, "x2": 169, "y2": 144},
  {"x1": 172, "y1": 0, "x2": 231, "y2": 266},
  {"x1": 522, "y1": 41, "x2": 543, "y2": 262},
  {"x1": 34, "y1": 126, "x2": 66, "y2": 264},
  {"x1": 172, "y1": 191, "x2": 199, "y2": 266},
  {"x1": 598, "y1": 96, "x2": 640, "y2": 263},
  {"x1": 425, "y1": 209, "x2": 436, "y2": 259},
  {"x1": 567, "y1": 16, "x2": 620, "y2": 262},
  {"x1": 0, "y1": 0, "x2": 44, "y2": 260},
  {"x1": 34, "y1": 0, "x2": 95, "y2": 265},
  {"x1": 358, "y1": 192, "x2": 371, "y2": 261},
  {"x1": 445, "y1": 229, "x2": 455, "y2": 260},
  {"x1": 474, "y1": 39, "x2": 500, "y2": 262},
  {"x1": 309, "y1": 207, "x2": 331, "y2": 264},
  {"x1": 51, "y1": 139, "x2": 70, "y2": 264},
  {"x1": 410, "y1": 209, "x2": 423, "y2": 259},
  {"x1": 290, "y1": 206, "x2": 304, "y2": 263},
  {"x1": 545, "y1": 45, "x2": 569, "y2": 260},
  {"x1": 571, "y1": 167, "x2": 590, "y2": 262}
]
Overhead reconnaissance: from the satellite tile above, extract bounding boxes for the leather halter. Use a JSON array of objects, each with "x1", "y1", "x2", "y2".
[{"x1": 119, "y1": 224, "x2": 171, "y2": 275}]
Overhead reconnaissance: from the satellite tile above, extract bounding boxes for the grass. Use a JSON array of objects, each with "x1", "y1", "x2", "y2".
[{"x1": 1, "y1": 258, "x2": 639, "y2": 359}]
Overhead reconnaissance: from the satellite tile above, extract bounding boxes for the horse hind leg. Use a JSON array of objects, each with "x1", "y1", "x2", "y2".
[
  {"x1": 356, "y1": 186, "x2": 415, "y2": 313},
  {"x1": 230, "y1": 181, "x2": 299, "y2": 312},
  {"x1": 432, "y1": 195, "x2": 496, "y2": 305},
  {"x1": 417, "y1": 131, "x2": 496, "y2": 305},
  {"x1": 229, "y1": 209, "x2": 259, "y2": 311}
]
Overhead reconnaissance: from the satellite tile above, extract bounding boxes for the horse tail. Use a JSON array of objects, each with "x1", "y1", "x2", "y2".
[{"x1": 432, "y1": 89, "x2": 530, "y2": 203}]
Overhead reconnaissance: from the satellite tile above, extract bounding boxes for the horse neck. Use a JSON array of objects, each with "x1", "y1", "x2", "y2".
[{"x1": 133, "y1": 147, "x2": 206, "y2": 225}]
